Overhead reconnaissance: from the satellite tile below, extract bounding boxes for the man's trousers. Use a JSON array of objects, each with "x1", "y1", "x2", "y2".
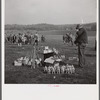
[{"x1": 78, "y1": 43, "x2": 86, "y2": 67}]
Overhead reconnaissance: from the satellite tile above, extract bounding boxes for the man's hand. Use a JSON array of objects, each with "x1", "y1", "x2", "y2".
[
  {"x1": 75, "y1": 43, "x2": 78, "y2": 46},
  {"x1": 76, "y1": 29, "x2": 79, "y2": 32}
]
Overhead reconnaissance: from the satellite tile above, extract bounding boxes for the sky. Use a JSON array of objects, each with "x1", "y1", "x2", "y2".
[{"x1": 5, "y1": 0, "x2": 97, "y2": 25}]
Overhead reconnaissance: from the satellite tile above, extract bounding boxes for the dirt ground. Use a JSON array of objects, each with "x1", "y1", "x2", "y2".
[{"x1": 5, "y1": 35, "x2": 96, "y2": 84}]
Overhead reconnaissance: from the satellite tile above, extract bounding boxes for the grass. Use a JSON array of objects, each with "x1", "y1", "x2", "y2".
[
  {"x1": 5, "y1": 30, "x2": 96, "y2": 36},
  {"x1": 5, "y1": 35, "x2": 96, "y2": 84}
]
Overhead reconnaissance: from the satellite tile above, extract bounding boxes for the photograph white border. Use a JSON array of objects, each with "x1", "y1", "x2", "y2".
[{"x1": 1, "y1": 0, "x2": 99, "y2": 100}]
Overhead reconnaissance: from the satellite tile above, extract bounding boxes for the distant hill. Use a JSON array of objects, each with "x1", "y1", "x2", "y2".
[{"x1": 5, "y1": 22, "x2": 96, "y2": 31}]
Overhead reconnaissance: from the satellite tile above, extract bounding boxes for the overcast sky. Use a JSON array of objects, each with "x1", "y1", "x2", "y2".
[{"x1": 5, "y1": 0, "x2": 97, "y2": 25}]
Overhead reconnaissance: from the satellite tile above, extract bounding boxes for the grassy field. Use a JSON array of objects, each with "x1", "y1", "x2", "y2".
[
  {"x1": 5, "y1": 33, "x2": 96, "y2": 84},
  {"x1": 5, "y1": 30, "x2": 96, "y2": 36}
]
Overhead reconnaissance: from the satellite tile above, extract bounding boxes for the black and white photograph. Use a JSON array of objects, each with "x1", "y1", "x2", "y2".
[{"x1": 5, "y1": 0, "x2": 97, "y2": 84}]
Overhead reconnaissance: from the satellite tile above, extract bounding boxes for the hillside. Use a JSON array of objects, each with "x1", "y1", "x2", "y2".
[{"x1": 5, "y1": 22, "x2": 96, "y2": 31}]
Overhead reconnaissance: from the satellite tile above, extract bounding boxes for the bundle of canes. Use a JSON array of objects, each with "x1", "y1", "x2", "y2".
[{"x1": 31, "y1": 42, "x2": 39, "y2": 69}]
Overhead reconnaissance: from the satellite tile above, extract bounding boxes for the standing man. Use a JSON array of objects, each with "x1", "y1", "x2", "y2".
[
  {"x1": 63, "y1": 35, "x2": 65, "y2": 43},
  {"x1": 31, "y1": 32, "x2": 39, "y2": 69},
  {"x1": 74, "y1": 24, "x2": 88, "y2": 68},
  {"x1": 41, "y1": 35, "x2": 45, "y2": 42},
  {"x1": 33, "y1": 32, "x2": 39, "y2": 46},
  {"x1": 18, "y1": 33, "x2": 22, "y2": 47}
]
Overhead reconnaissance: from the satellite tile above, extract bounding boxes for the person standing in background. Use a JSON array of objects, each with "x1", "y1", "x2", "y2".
[
  {"x1": 18, "y1": 33, "x2": 22, "y2": 47},
  {"x1": 74, "y1": 24, "x2": 88, "y2": 68},
  {"x1": 33, "y1": 32, "x2": 39, "y2": 46},
  {"x1": 63, "y1": 35, "x2": 65, "y2": 43}
]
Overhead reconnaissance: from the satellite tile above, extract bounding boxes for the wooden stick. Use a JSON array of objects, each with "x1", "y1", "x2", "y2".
[{"x1": 31, "y1": 45, "x2": 36, "y2": 69}]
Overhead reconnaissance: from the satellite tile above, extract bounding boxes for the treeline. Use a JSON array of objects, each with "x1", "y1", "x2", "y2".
[{"x1": 5, "y1": 22, "x2": 96, "y2": 31}]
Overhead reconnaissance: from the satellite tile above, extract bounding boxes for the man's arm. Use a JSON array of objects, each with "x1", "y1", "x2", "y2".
[{"x1": 74, "y1": 33, "x2": 78, "y2": 44}]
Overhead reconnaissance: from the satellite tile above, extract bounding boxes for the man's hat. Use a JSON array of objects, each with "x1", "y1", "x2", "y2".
[{"x1": 76, "y1": 24, "x2": 83, "y2": 29}]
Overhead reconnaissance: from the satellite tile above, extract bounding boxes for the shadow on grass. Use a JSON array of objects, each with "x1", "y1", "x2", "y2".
[{"x1": 85, "y1": 54, "x2": 96, "y2": 57}]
